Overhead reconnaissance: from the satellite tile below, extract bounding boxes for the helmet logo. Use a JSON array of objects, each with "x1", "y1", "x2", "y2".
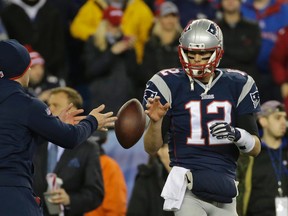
[
  {"x1": 207, "y1": 23, "x2": 222, "y2": 43},
  {"x1": 207, "y1": 23, "x2": 222, "y2": 42},
  {"x1": 207, "y1": 23, "x2": 217, "y2": 36}
]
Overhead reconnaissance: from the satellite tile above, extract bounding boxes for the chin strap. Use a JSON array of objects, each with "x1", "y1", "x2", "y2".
[
  {"x1": 200, "y1": 51, "x2": 216, "y2": 96},
  {"x1": 187, "y1": 71, "x2": 214, "y2": 96},
  {"x1": 200, "y1": 74, "x2": 213, "y2": 97},
  {"x1": 188, "y1": 75, "x2": 194, "y2": 91}
]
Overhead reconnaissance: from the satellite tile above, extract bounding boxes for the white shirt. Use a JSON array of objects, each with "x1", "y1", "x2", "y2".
[{"x1": 47, "y1": 142, "x2": 65, "y2": 162}]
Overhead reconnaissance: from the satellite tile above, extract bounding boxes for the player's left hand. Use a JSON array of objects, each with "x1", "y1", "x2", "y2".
[
  {"x1": 59, "y1": 103, "x2": 85, "y2": 125},
  {"x1": 209, "y1": 122, "x2": 241, "y2": 142}
]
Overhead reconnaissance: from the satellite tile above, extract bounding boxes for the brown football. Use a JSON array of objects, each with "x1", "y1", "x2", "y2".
[{"x1": 115, "y1": 98, "x2": 146, "y2": 149}]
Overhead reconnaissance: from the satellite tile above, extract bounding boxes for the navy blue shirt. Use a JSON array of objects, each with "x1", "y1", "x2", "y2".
[{"x1": 0, "y1": 79, "x2": 98, "y2": 189}]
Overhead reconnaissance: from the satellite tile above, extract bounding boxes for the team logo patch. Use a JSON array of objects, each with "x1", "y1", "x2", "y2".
[
  {"x1": 201, "y1": 94, "x2": 214, "y2": 100},
  {"x1": 207, "y1": 23, "x2": 221, "y2": 41},
  {"x1": 250, "y1": 91, "x2": 260, "y2": 109},
  {"x1": 143, "y1": 89, "x2": 158, "y2": 102},
  {"x1": 207, "y1": 23, "x2": 217, "y2": 35},
  {"x1": 45, "y1": 107, "x2": 52, "y2": 115}
]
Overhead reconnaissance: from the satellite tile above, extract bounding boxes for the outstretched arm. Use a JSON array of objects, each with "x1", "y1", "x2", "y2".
[{"x1": 144, "y1": 96, "x2": 170, "y2": 155}]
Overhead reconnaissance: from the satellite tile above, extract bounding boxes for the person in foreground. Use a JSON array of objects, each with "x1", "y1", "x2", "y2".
[
  {"x1": 239, "y1": 100, "x2": 288, "y2": 216},
  {"x1": 0, "y1": 39, "x2": 117, "y2": 216},
  {"x1": 33, "y1": 87, "x2": 104, "y2": 216},
  {"x1": 143, "y1": 19, "x2": 261, "y2": 216}
]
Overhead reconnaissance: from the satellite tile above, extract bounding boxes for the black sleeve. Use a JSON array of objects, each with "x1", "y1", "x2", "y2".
[
  {"x1": 27, "y1": 99, "x2": 98, "y2": 148},
  {"x1": 236, "y1": 113, "x2": 259, "y2": 138},
  {"x1": 161, "y1": 115, "x2": 170, "y2": 142},
  {"x1": 127, "y1": 168, "x2": 149, "y2": 216}
]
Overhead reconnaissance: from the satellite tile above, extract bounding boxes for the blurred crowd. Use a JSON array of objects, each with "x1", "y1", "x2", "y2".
[
  {"x1": 1, "y1": 0, "x2": 287, "y2": 111},
  {"x1": 0, "y1": 0, "x2": 287, "y2": 215}
]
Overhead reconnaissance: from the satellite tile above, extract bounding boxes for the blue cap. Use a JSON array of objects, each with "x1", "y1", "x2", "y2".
[
  {"x1": 159, "y1": 2, "x2": 178, "y2": 16},
  {"x1": 257, "y1": 100, "x2": 286, "y2": 117},
  {"x1": 0, "y1": 39, "x2": 31, "y2": 80}
]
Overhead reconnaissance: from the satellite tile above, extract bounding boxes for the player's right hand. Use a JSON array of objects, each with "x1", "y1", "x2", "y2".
[
  {"x1": 89, "y1": 104, "x2": 118, "y2": 131},
  {"x1": 145, "y1": 96, "x2": 170, "y2": 122}
]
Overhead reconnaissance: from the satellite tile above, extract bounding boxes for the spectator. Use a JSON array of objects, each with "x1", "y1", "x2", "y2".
[
  {"x1": 33, "y1": 87, "x2": 104, "y2": 216},
  {"x1": 0, "y1": 39, "x2": 116, "y2": 215},
  {"x1": 138, "y1": 1, "x2": 182, "y2": 100},
  {"x1": 68, "y1": 0, "x2": 108, "y2": 102},
  {"x1": 241, "y1": 0, "x2": 288, "y2": 102},
  {"x1": 25, "y1": 46, "x2": 66, "y2": 102},
  {"x1": 47, "y1": 0, "x2": 88, "y2": 87},
  {"x1": 237, "y1": 100, "x2": 288, "y2": 216},
  {"x1": 82, "y1": 7, "x2": 148, "y2": 200},
  {"x1": 121, "y1": 0, "x2": 154, "y2": 63},
  {"x1": 270, "y1": 26, "x2": 288, "y2": 114},
  {"x1": 217, "y1": 0, "x2": 261, "y2": 83},
  {"x1": 82, "y1": 6, "x2": 137, "y2": 115},
  {"x1": 170, "y1": 0, "x2": 218, "y2": 28},
  {"x1": 70, "y1": 0, "x2": 154, "y2": 63},
  {"x1": 1, "y1": 0, "x2": 67, "y2": 78},
  {"x1": 70, "y1": 0, "x2": 107, "y2": 42},
  {"x1": 127, "y1": 143, "x2": 173, "y2": 216},
  {"x1": 85, "y1": 131, "x2": 127, "y2": 216}
]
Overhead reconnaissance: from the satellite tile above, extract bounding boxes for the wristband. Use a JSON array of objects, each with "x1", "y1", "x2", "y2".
[{"x1": 234, "y1": 128, "x2": 255, "y2": 153}]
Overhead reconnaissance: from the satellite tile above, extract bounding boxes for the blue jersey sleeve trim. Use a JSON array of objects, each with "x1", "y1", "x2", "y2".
[
  {"x1": 237, "y1": 75, "x2": 255, "y2": 107},
  {"x1": 150, "y1": 74, "x2": 172, "y2": 107}
]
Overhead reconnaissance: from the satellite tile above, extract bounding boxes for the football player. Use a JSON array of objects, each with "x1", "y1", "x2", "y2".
[{"x1": 143, "y1": 19, "x2": 261, "y2": 216}]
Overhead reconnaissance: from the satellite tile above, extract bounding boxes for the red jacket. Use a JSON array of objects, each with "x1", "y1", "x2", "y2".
[
  {"x1": 270, "y1": 26, "x2": 288, "y2": 113},
  {"x1": 270, "y1": 27, "x2": 288, "y2": 85}
]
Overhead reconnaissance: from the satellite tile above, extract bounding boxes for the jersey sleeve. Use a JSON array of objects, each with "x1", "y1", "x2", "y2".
[
  {"x1": 236, "y1": 75, "x2": 261, "y2": 115},
  {"x1": 142, "y1": 73, "x2": 173, "y2": 115}
]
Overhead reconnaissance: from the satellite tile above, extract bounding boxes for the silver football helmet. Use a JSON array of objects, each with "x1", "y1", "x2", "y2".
[{"x1": 178, "y1": 19, "x2": 224, "y2": 78}]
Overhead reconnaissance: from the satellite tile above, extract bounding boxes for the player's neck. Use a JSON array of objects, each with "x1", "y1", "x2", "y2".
[{"x1": 198, "y1": 73, "x2": 216, "y2": 84}]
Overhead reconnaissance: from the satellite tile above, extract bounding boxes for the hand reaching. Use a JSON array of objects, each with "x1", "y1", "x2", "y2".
[
  {"x1": 89, "y1": 104, "x2": 118, "y2": 131},
  {"x1": 209, "y1": 122, "x2": 241, "y2": 142},
  {"x1": 58, "y1": 103, "x2": 85, "y2": 125},
  {"x1": 145, "y1": 96, "x2": 170, "y2": 122}
]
